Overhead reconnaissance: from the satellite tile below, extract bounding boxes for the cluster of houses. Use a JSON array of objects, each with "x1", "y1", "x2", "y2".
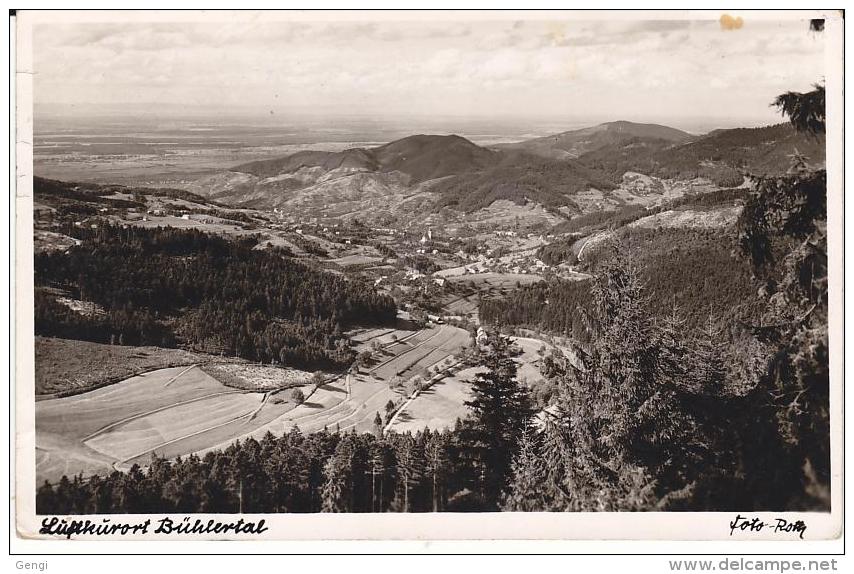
[
  {"x1": 494, "y1": 230, "x2": 555, "y2": 241},
  {"x1": 414, "y1": 228, "x2": 435, "y2": 255}
]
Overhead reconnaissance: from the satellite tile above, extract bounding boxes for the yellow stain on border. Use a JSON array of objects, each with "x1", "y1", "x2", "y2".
[
  {"x1": 547, "y1": 22, "x2": 567, "y2": 46},
  {"x1": 720, "y1": 14, "x2": 744, "y2": 31}
]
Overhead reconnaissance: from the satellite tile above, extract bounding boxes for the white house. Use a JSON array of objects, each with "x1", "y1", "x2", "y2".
[{"x1": 475, "y1": 327, "x2": 489, "y2": 347}]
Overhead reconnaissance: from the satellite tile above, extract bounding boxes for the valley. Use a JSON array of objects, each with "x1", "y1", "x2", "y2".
[{"x1": 32, "y1": 118, "x2": 825, "y2": 486}]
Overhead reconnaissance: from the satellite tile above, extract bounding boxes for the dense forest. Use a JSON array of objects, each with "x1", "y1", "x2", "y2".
[
  {"x1": 34, "y1": 224, "x2": 396, "y2": 369},
  {"x1": 577, "y1": 123, "x2": 825, "y2": 186},
  {"x1": 584, "y1": 227, "x2": 767, "y2": 330},
  {"x1": 535, "y1": 237, "x2": 580, "y2": 266},
  {"x1": 431, "y1": 152, "x2": 617, "y2": 213},
  {"x1": 487, "y1": 227, "x2": 765, "y2": 339},
  {"x1": 480, "y1": 280, "x2": 592, "y2": 342},
  {"x1": 38, "y1": 428, "x2": 466, "y2": 514}
]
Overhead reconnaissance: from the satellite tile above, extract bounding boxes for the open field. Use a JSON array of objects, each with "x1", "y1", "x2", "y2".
[
  {"x1": 35, "y1": 337, "x2": 216, "y2": 396},
  {"x1": 286, "y1": 375, "x2": 404, "y2": 434},
  {"x1": 440, "y1": 294, "x2": 480, "y2": 317},
  {"x1": 329, "y1": 253, "x2": 384, "y2": 267},
  {"x1": 188, "y1": 373, "x2": 397, "y2": 447},
  {"x1": 37, "y1": 325, "x2": 472, "y2": 483},
  {"x1": 37, "y1": 363, "x2": 319, "y2": 482},
  {"x1": 197, "y1": 325, "x2": 473, "y2": 441},
  {"x1": 86, "y1": 392, "x2": 264, "y2": 462},
  {"x1": 388, "y1": 366, "x2": 483, "y2": 433},
  {"x1": 120, "y1": 388, "x2": 308, "y2": 468},
  {"x1": 37, "y1": 365, "x2": 237, "y2": 482}
]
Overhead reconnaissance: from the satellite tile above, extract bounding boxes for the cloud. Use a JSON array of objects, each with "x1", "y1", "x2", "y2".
[{"x1": 32, "y1": 17, "x2": 826, "y2": 124}]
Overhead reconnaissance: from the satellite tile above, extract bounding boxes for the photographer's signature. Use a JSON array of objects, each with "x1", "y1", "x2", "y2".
[{"x1": 729, "y1": 514, "x2": 807, "y2": 539}]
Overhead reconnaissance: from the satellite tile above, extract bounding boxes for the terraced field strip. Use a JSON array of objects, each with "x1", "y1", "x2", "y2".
[
  {"x1": 326, "y1": 377, "x2": 404, "y2": 433},
  {"x1": 36, "y1": 433, "x2": 118, "y2": 485},
  {"x1": 367, "y1": 328, "x2": 427, "y2": 350},
  {"x1": 380, "y1": 329, "x2": 423, "y2": 347},
  {"x1": 298, "y1": 384, "x2": 392, "y2": 434},
  {"x1": 81, "y1": 388, "x2": 247, "y2": 442},
  {"x1": 122, "y1": 391, "x2": 306, "y2": 466},
  {"x1": 260, "y1": 377, "x2": 350, "y2": 430},
  {"x1": 163, "y1": 363, "x2": 199, "y2": 387},
  {"x1": 350, "y1": 328, "x2": 395, "y2": 343},
  {"x1": 374, "y1": 325, "x2": 469, "y2": 381},
  {"x1": 115, "y1": 398, "x2": 264, "y2": 466},
  {"x1": 443, "y1": 295, "x2": 479, "y2": 315},
  {"x1": 370, "y1": 327, "x2": 446, "y2": 379},
  {"x1": 85, "y1": 393, "x2": 264, "y2": 461},
  {"x1": 395, "y1": 330, "x2": 469, "y2": 379},
  {"x1": 36, "y1": 366, "x2": 231, "y2": 438},
  {"x1": 36, "y1": 365, "x2": 242, "y2": 483}
]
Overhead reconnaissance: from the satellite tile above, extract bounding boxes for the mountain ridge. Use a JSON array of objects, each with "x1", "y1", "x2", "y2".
[
  {"x1": 232, "y1": 134, "x2": 498, "y2": 184},
  {"x1": 182, "y1": 121, "x2": 824, "y2": 226},
  {"x1": 495, "y1": 120, "x2": 695, "y2": 160}
]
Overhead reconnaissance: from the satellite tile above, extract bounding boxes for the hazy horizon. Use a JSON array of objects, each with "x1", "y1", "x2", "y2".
[
  {"x1": 33, "y1": 104, "x2": 794, "y2": 139},
  {"x1": 33, "y1": 17, "x2": 825, "y2": 134}
]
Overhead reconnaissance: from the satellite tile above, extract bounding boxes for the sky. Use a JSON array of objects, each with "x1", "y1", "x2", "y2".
[{"x1": 32, "y1": 16, "x2": 827, "y2": 131}]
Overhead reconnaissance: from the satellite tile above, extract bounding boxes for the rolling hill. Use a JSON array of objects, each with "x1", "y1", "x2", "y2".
[
  {"x1": 187, "y1": 134, "x2": 620, "y2": 216},
  {"x1": 231, "y1": 134, "x2": 498, "y2": 184},
  {"x1": 577, "y1": 122, "x2": 826, "y2": 186},
  {"x1": 234, "y1": 148, "x2": 379, "y2": 178},
  {"x1": 180, "y1": 121, "x2": 826, "y2": 229},
  {"x1": 497, "y1": 120, "x2": 694, "y2": 160}
]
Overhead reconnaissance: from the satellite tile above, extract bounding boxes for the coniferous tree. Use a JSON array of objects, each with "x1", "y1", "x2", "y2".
[
  {"x1": 391, "y1": 434, "x2": 423, "y2": 512},
  {"x1": 424, "y1": 431, "x2": 450, "y2": 512},
  {"x1": 464, "y1": 334, "x2": 533, "y2": 509},
  {"x1": 502, "y1": 422, "x2": 552, "y2": 511},
  {"x1": 736, "y1": 75, "x2": 830, "y2": 509}
]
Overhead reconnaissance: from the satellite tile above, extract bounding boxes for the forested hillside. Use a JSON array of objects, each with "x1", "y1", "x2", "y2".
[
  {"x1": 429, "y1": 152, "x2": 616, "y2": 212},
  {"x1": 498, "y1": 120, "x2": 693, "y2": 159},
  {"x1": 34, "y1": 225, "x2": 396, "y2": 369},
  {"x1": 190, "y1": 120, "x2": 824, "y2": 222},
  {"x1": 485, "y1": 226, "x2": 764, "y2": 339},
  {"x1": 233, "y1": 134, "x2": 500, "y2": 184},
  {"x1": 577, "y1": 123, "x2": 825, "y2": 186},
  {"x1": 480, "y1": 280, "x2": 592, "y2": 342}
]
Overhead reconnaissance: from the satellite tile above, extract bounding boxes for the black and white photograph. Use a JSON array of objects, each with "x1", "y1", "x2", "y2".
[{"x1": 11, "y1": 8, "x2": 844, "y2": 546}]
